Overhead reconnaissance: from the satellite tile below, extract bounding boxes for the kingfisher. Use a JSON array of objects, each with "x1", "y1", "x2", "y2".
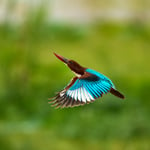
[{"x1": 49, "y1": 53, "x2": 125, "y2": 108}]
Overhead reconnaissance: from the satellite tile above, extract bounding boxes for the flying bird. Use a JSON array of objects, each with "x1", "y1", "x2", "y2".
[{"x1": 49, "y1": 53, "x2": 125, "y2": 108}]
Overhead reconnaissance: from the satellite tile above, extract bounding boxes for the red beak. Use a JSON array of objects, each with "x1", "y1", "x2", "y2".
[{"x1": 53, "y1": 52, "x2": 69, "y2": 64}]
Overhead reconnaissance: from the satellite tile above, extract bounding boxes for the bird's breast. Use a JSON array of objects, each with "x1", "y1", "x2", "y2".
[{"x1": 73, "y1": 71, "x2": 82, "y2": 77}]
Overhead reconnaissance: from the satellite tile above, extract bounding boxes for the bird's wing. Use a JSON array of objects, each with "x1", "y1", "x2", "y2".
[{"x1": 49, "y1": 73, "x2": 113, "y2": 108}]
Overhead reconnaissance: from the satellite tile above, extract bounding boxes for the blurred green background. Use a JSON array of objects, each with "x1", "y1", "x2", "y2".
[{"x1": 0, "y1": 0, "x2": 150, "y2": 150}]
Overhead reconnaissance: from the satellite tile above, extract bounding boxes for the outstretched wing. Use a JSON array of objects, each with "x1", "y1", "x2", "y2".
[{"x1": 49, "y1": 72, "x2": 113, "y2": 108}]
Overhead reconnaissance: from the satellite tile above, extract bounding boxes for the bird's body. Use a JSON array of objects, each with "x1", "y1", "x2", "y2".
[{"x1": 49, "y1": 53, "x2": 125, "y2": 108}]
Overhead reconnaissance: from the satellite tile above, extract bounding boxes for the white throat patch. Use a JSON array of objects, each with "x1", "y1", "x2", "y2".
[{"x1": 73, "y1": 72, "x2": 81, "y2": 77}]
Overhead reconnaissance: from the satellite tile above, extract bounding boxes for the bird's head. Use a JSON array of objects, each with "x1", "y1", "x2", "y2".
[{"x1": 54, "y1": 52, "x2": 85, "y2": 76}]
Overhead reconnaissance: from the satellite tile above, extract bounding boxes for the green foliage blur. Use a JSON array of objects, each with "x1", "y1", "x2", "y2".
[{"x1": 0, "y1": 7, "x2": 150, "y2": 150}]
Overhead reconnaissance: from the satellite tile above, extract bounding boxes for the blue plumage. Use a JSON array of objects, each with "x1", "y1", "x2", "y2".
[
  {"x1": 86, "y1": 68, "x2": 115, "y2": 88},
  {"x1": 67, "y1": 68, "x2": 114, "y2": 101}
]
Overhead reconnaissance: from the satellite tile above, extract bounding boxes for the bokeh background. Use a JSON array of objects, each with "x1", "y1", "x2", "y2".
[{"x1": 0, "y1": 0, "x2": 150, "y2": 150}]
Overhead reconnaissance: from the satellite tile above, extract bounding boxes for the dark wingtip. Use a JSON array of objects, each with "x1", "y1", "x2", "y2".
[{"x1": 110, "y1": 88, "x2": 125, "y2": 99}]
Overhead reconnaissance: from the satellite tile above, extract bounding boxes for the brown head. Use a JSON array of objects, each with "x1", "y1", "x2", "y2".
[{"x1": 53, "y1": 52, "x2": 85, "y2": 75}]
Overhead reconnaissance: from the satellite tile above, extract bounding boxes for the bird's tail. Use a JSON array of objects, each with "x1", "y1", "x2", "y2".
[{"x1": 110, "y1": 88, "x2": 125, "y2": 99}]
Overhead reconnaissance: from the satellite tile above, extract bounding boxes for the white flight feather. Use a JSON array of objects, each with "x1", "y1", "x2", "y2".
[
  {"x1": 85, "y1": 84, "x2": 94, "y2": 100},
  {"x1": 78, "y1": 88, "x2": 82, "y2": 101},
  {"x1": 71, "y1": 90, "x2": 75, "y2": 99},
  {"x1": 83, "y1": 88, "x2": 91, "y2": 102},
  {"x1": 74, "y1": 90, "x2": 78, "y2": 100},
  {"x1": 80, "y1": 87, "x2": 86, "y2": 102}
]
